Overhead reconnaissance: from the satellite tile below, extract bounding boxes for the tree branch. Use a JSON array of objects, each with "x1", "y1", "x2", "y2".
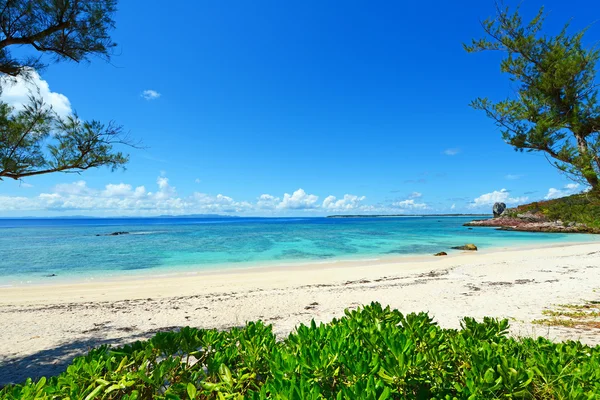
[
  {"x1": 0, "y1": 21, "x2": 70, "y2": 50},
  {"x1": 0, "y1": 164, "x2": 97, "y2": 180}
]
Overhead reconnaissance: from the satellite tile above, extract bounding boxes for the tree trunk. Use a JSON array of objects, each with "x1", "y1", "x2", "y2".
[
  {"x1": 584, "y1": 172, "x2": 600, "y2": 191},
  {"x1": 576, "y1": 135, "x2": 600, "y2": 193}
]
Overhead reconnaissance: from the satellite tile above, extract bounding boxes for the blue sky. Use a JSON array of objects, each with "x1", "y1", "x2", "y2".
[{"x1": 0, "y1": 0, "x2": 597, "y2": 216}]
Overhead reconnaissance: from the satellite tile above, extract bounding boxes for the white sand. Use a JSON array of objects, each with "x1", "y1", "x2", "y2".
[{"x1": 1, "y1": 242, "x2": 599, "y2": 385}]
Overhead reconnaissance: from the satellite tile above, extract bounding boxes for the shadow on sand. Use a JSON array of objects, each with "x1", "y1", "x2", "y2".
[{"x1": 0, "y1": 325, "x2": 183, "y2": 388}]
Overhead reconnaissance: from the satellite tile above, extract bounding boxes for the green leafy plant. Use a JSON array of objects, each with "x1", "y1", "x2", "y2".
[{"x1": 2, "y1": 303, "x2": 599, "y2": 399}]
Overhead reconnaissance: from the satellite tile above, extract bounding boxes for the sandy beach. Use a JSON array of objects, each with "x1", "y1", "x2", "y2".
[{"x1": 1, "y1": 241, "x2": 599, "y2": 386}]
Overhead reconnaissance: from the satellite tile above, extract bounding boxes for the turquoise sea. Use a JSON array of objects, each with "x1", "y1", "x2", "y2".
[{"x1": 1, "y1": 216, "x2": 597, "y2": 286}]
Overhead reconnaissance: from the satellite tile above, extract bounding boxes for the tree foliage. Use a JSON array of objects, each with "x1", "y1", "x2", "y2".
[
  {"x1": 0, "y1": 0, "x2": 117, "y2": 76},
  {"x1": 0, "y1": 95, "x2": 128, "y2": 180},
  {"x1": 465, "y1": 3, "x2": 600, "y2": 194},
  {"x1": 0, "y1": 0, "x2": 132, "y2": 181}
]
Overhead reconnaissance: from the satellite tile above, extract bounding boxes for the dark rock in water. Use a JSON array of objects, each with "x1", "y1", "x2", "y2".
[
  {"x1": 451, "y1": 244, "x2": 478, "y2": 251},
  {"x1": 493, "y1": 202, "x2": 506, "y2": 218},
  {"x1": 434, "y1": 252, "x2": 447, "y2": 256},
  {"x1": 468, "y1": 228, "x2": 473, "y2": 230},
  {"x1": 96, "y1": 231, "x2": 130, "y2": 237},
  {"x1": 45, "y1": 273, "x2": 57, "y2": 277}
]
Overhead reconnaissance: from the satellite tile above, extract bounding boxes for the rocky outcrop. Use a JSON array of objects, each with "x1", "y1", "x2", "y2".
[
  {"x1": 464, "y1": 218, "x2": 596, "y2": 233},
  {"x1": 96, "y1": 231, "x2": 130, "y2": 237},
  {"x1": 467, "y1": 194, "x2": 600, "y2": 234},
  {"x1": 434, "y1": 252, "x2": 447, "y2": 256},
  {"x1": 451, "y1": 244, "x2": 478, "y2": 251},
  {"x1": 493, "y1": 202, "x2": 506, "y2": 218},
  {"x1": 515, "y1": 212, "x2": 545, "y2": 222},
  {"x1": 463, "y1": 201, "x2": 600, "y2": 234}
]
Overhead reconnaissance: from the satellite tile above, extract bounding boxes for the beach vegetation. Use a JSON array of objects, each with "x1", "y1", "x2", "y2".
[
  {"x1": 0, "y1": 0, "x2": 133, "y2": 181},
  {"x1": 466, "y1": 4, "x2": 600, "y2": 194},
  {"x1": 533, "y1": 300, "x2": 600, "y2": 330},
  {"x1": 1, "y1": 302, "x2": 599, "y2": 399}
]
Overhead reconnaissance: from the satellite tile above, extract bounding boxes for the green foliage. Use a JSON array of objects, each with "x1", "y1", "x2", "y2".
[
  {"x1": 0, "y1": 0, "x2": 131, "y2": 181},
  {"x1": 0, "y1": 0, "x2": 117, "y2": 77},
  {"x1": 466, "y1": 4, "x2": 600, "y2": 192},
  {"x1": 508, "y1": 193, "x2": 600, "y2": 229},
  {"x1": 0, "y1": 95, "x2": 130, "y2": 180},
  {"x1": 2, "y1": 303, "x2": 600, "y2": 399}
]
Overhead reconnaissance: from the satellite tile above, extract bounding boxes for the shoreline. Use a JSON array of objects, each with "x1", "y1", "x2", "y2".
[
  {"x1": 0, "y1": 240, "x2": 598, "y2": 305},
  {"x1": 1, "y1": 237, "x2": 597, "y2": 290},
  {"x1": 1, "y1": 241, "x2": 599, "y2": 386}
]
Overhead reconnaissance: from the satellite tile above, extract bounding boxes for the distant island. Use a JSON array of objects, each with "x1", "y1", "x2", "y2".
[
  {"x1": 155, "y1": 214, "x2": 239, "y2": 219},
  {"x1": 0, "y1": 214, "x2": 238, "y2": 219},
  {"x1": 327, "y1": 214, "x2": 491, "y2": 218}
]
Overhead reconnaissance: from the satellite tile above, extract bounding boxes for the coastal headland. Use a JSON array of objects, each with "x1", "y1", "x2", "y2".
[{"x1": 465, "y1": 195, "x2": 600, "y2": 233}]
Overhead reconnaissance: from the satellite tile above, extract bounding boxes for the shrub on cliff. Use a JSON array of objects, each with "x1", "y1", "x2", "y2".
[{"x1": 507, "y1": 193, "x2": 600, "y2": 229}]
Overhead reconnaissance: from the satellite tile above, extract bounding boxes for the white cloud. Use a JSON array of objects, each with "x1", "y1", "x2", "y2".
[
  {"x1": 1, "y1": 176, "x2": 187, "y2": 215},
  {"x1": 20, "y1": 183, "x2": 34, "y2": 188},
  {"x1": 450, "y1": 203, "x2": 456, "y2": 210},
  {"x1": 54, "y1": 180, "x2": 90, "y2": 196},
  {"x1": 393, "y1": 199, "x2": 429, "y2": 210},
  {"x1": 194, "y1": 178, "x2": 201, "y2": 184},
  {"x1": 102, "y1": 183, "x2": 147, "y2": 198},
  {"x1": 277, "y1": 189, "x2": 319, "y2": 210},
  {"x1": 391, "y1": 192, "x2": 428, "y2": 210},
  {"x1": 470, "y1": 188, "x2": 528, "y2": 208},
  {"x1": 259, "y1": 191, "x2": 370, "y2": 213},
  {"x1": 0, "y1": 69, "x2": 71, "y2": 117},
  {"x1": 256, "y1": 194, "x2": 281, "y2": 210},
  {"x1": 192, "y1": 192, "x2": 252, "y2": 213},
  {"x1": 134, "y1": 186, "x2": 147, "y2": 197},
  {"x1": 322, "y1": 194, "x2": 366, "y2": 211},
  {"x1": 443, "y1": 148, "x2": 460, "y2": 156},
  {"x1": 544, "y1": 183, "x2": 581, "y2": 200},
  {"x1": 0, "y1": 180, "x2": 374, "y2": 216},
  {"x1": 0, "y1": 195, "x2": 38, "y2": 211},
  {"x1": 141, "y1": 90, "x2": 161, "y2": 100},
  {"x1": 103, "y1": 183, "x2": 134, "y2": 197},
  {"x1": 154, "y1": 176, "x2": 176, "y2": 200}
]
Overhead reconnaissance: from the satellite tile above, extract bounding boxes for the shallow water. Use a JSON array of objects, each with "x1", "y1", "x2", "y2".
[{"x1": 1, "y1": 216, "x2": 597, "y2": 285}]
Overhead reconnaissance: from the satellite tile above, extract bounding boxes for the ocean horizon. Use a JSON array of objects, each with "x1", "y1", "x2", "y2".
[{"x1": 2, "y1": 216, "x2": 597, "y2": 286}]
